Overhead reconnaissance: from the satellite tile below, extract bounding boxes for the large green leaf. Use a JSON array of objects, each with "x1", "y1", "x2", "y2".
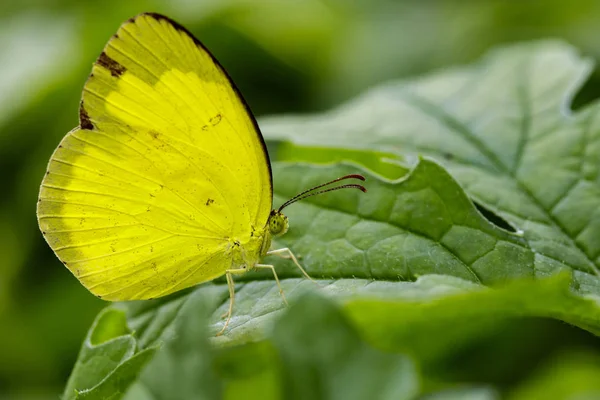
[
  {"x1": 69, "y1": 291, "x2": 422, "y2": 400},
  {"x1": 268, "y1": 293, "x2": 419, "y2": 400},
  {"x1": 63, "y1": 41, "x2": 600, "y2": 397},
  {"x1": 65, "y1": 272, "x2": 600, "y2": 399},
  {"x1": 262, "y1": 40, "x2": 600, "y2": 293}
]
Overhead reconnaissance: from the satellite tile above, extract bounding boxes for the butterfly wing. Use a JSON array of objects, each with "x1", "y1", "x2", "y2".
[{"x1": 37, "y1": 13, "x2": 272, "y2": 300}]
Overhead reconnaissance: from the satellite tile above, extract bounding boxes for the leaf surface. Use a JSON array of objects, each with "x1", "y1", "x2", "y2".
[
  {"x1": 63, "y1": 41, "x2": 600, "y2": 398},
  {"x1": 262, "y1": 41, "x2": 600, "y2": 291}
]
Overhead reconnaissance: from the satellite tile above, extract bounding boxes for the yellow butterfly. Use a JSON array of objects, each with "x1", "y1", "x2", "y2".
[{"x1": 36, "y1": 13, "x2": 366, "y2": 335}]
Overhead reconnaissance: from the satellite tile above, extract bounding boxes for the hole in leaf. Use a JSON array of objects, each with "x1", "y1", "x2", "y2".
[
  {"x1": 473, "y1": 201, "x2": 517, "y2": 233},
  {"x1": 571, "y1": 71, "x2": 598, "y2": 111}
]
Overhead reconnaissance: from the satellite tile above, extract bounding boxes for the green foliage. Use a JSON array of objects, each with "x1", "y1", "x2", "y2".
[
  {"x1": 508, "y1": 351, "x2": 600, "y2": 399},
  {"x1": 59, "y1": 41, "x2": 600, "y2": 399},
  {"x1": 5, "y1": 1, "x2": 600, "y2": 399},
  {"x1": 127, "y1": 291, "x2": 222, "y2": 400},
  {"x1": 63, "y1": 309, "x2": 157, "y2": 400},
  {"x1": 263, "y1": 40, "x2": 600, "y2": 294}
]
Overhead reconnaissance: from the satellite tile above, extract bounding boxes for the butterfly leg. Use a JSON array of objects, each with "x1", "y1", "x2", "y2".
[
  {"x1": 267, "y1": 248, "x2": 314, "y2": 282},
  {"x1": 255, "y1": 264, "x2": 288, "y2": 306},
  {"x1": 266, "y1": 251, "x2": 301, "y2": 260},
  {"x1": 216, "y1": 267, "x2": 246, "y2": 337}
]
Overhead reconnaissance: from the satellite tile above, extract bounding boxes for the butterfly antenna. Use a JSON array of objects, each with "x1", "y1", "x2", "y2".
[
  {"x1": 278, "y1": 177, "x2": 367, "y2": 212},
  {"x1": 278, "y1": 174, "x2": 365, "y2": 212},
  {"x1": 283, "y1": 184, "x2": 367, "y2": 206}
]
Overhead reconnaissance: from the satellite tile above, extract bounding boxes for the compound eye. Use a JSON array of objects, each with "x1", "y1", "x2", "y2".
[{"x1": 269, "y1": 212, "x2": 289, "y2": 236}]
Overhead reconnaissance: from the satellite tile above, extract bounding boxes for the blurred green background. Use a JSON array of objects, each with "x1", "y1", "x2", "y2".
[{"x1": 3, "y1": 0, "x2": 600, "y2": 398}]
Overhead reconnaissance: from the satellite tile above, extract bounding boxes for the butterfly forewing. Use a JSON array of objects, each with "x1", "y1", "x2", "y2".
[{"x1": 37, "y1": 13, "x2": 272, "y2": 300}]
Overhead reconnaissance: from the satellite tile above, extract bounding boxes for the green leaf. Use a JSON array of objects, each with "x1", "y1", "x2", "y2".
[
  {"x1": 261, "y1": 40, "x2": 600, "y2": 293},
  {"x1": 422, "y1": 387, "x2": 499, "y2": 400},
  {"x1": 63, "y1": 308, "x2": 157, "y2": 400},
  {"x1": 272, "y1": 141, "x2": 409, "y2": 180},
  {"x1": 508, "y1": 351, "x2": 600, "y2": 400},
  {"x1": 345, "y1": 272, "x2": 600, "y2": 361},
  {"x1": 271, "y1": 292, "x2": 419, "y2": 400},
  {"x1": 269, "y1": 160, "x2": 532, "y2": 286},
  {"x1": 65, "y1": 41, "x2": 600, "y2": 396},
  {"x1": 66, "y1": 290, "x2": 223, "y2": 400},
  {"x1": 122, "y1": 270, "x2": 600, "y2": 366},
  {"x1": 69, "y1": 272, "x2": 600, "y2": 398},
  {"x1": 126, "y1": 290, "x2": 222, "y2": 400}
]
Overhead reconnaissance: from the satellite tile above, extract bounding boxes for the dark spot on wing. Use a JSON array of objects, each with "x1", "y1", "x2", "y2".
[
  {"x1": 205, "y1": 198, "x2": 214, "y2": 206},
  {"x1": 200, "y1": 115, "x2": 222, "y2": 132},
  {"x1": 97, "y1": 51, "x2": 126, "y2": 78},
  {"x1": 210, "y1": 113, "x2": 222, "y2": 126},
  {"x1": 79, "y1": 103, "x2": 94, "y2": 130},
  {"x1": 150, "y1": 130, "x2": 160, "y2": 139}
]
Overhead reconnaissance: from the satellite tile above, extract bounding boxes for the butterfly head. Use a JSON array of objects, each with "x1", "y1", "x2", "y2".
[{"x1": 268, "y1": 210, "x2": 289, "y2": 237}]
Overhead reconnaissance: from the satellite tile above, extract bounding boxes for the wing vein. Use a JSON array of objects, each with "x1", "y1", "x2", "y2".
[
  {"x1": 74, "y1": 235, "x2": 177, "y2": 265},
  {"x1": 53, "y1": 233, "x2": 173, "y2": 252}
]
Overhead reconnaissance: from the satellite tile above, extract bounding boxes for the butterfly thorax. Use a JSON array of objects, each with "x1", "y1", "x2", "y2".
[
  {"x1": 226, "y1": 233, "x2": 264, "y2": 270},
  {"x1": 227, "y1": 210, "x2": 288, "y2": 270}
]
